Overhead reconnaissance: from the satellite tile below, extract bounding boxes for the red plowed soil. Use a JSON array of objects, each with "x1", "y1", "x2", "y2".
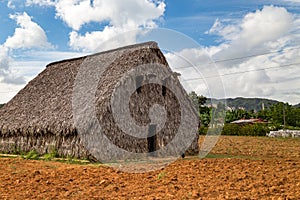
[{"x1": 0, "y1": 136, "x2": 299, "y2": 199}]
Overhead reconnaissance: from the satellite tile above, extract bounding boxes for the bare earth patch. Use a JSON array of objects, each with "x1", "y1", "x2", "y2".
[{"x1": 0, "y1": 136, "x2": 299, "y2": 199}]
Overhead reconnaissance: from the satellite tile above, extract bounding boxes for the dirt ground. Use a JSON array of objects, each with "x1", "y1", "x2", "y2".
[{"x1": 0, "y1": 136, "x2": 299, "y2": 199}]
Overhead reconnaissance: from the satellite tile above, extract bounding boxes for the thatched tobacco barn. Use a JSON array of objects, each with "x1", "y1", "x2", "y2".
[{"x1": 0, "y1": 42, "x2": 199, "y2": 161}]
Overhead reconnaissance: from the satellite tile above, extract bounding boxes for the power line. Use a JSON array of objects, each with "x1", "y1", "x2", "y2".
[
  {"x1": 174, "y1": 46, "x2": 300, "y2": 70},
  {"x1": 1, "y1": 47, "x2": 300, "y2": 93},
  {"x1": 182, "y1": 62, "x2": 300, "y2": 82},
  {"x1": 214, "y1": 46, "x2": 300, "y2": 63}
]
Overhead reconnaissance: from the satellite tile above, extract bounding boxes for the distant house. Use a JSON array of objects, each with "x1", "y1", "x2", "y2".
[
  {"x1": 230, "y1": 118, "x2": 268, "y2": 124},
  {"x1": 267, "y1": 130, "x2": 300, "y2": 138}
]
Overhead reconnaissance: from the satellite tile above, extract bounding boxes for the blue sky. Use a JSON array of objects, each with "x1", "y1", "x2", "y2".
[{"x1": 1, "y1": 0, "x2": 300, "y2": 104}]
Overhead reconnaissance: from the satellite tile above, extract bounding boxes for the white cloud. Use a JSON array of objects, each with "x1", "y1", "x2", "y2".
[
  {"x1": 239, "y1": 6, "x2": 292, "y2": 48},
  {"x1": 165, "y1": 48, "x2": 226, "y2": 99},
  {"x1": 226, "y1": 57, "x2": 276, "y2": 97},
  {"x1": 283, "y1": 0, "x2": 300, "y2": 3},
  {"x1": 0, "y1": 45, "x2": 24, "y2": 84},
  {"x1": 0, "y1": 1, "x2": 165, "y2": 103},
  {"x1": 0, "y1": 45, "x2": 26, "y2": 85},
  {"x1": 0, "y1": 48, "x2": 86, "y2": 104},
  {"x1": 26, "y1": 0, "x2": 55, "y2": 6},
  {"x1": 0, "y1": 12, "x2": 52, "y2": 85},
  {"x1": 7, "y1": 0, "x2": 16, "y2": 9},
  {"x1": 0, "y1": 82, "x2": 25, "y2": 104},
  {"x1": 207, "y1": 19, "x2": 241, "y2": 41},
  {"x1": 0, "y1": 46, "x2": 10, "y2": 72},
  {"x1": 210, "y1": 6, "x2": 294, "y2": 61},
  {"x1": 26, "y1": 0, "x2": 166, "y2": 52},
  {"x1": 69, "y1": 27, "x2": 140, "y2": 52},
  {"x1": 166, "y1": 6, "x2": 300, "y2": 104},
  {"x1": 4, "y1": 12, "x2": 52, "y2": 49},
  {"x1": 51, "y1": 0, "x2": 165, "y2": 31}
]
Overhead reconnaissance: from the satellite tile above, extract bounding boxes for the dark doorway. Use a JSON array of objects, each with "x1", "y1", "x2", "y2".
[
  {"x1": 162, "y1": 79, "x2": 167, "y2": 97},
  {"x1": 135, "y1": 75, "x2": 144, "y2": 94},
  {"x1": 147, "y1": 124, "x2": 157, "y2": 153}
]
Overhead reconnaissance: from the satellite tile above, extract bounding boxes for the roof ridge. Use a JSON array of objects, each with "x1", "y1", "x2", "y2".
[{"x1": 46, "y1": 41, "x2": 158, "y2": 67}]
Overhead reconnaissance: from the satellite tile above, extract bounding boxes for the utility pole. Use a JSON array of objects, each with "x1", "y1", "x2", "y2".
[{"x1": 283, "y1": 104, "x2": 286, "y2": 130}]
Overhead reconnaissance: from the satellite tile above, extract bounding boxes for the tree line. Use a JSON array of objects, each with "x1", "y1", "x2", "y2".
[{"x1": 189, "y1": 91, "x2": 300, "y2": 136}]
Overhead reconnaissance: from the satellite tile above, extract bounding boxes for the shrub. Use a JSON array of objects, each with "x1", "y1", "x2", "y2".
[
  {"x1": 221, "y1": 123, "x2": 269, "y2": 136},
  {"x1": 22, "y1": 150, "x2": 40, "y2": 160},
  {"x1": 43, "y1": 148, "x2": 58, "y2": 161},
  {"x1": 199, "y1": 126, "x2": 208, "y2": 135}
]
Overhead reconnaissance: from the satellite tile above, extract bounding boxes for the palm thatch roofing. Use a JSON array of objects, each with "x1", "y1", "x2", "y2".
[{"x1": 0, "y1": 41, "x2": 199, "y2": 160}]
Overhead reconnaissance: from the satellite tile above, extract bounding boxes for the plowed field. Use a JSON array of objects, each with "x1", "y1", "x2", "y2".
[{"x1": 0, "y1": 136, "x2": 299, "y2": 199}]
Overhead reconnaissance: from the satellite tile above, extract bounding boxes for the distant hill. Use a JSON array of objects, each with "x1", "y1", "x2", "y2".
[
  {"x1": 206, "y1": 97, "x2": 280, "y2": 111},
  {"x1": 294, "y1": 103, "x2": 300, "y2": 108}
]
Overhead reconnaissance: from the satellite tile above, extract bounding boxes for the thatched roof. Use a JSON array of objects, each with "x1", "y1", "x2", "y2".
[{"x1": 0, "y1": 42, "x2": 166, "y2": 136}]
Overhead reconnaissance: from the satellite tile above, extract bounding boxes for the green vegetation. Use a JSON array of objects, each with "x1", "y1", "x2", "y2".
[
  {"x1": 0, "y1": 104, "x2": 5, "y2": 109},
  {"x1": 221, "y1": 123, "x2": 269, "y2": 136},
  {"x1": 294, "y1": 103, "x2": 300, "y2": 108},
  {"x1": 0, "y1": 151, "x2": 92, "y2": 165},
  {"x1": 190, "y1": 91, "x2": 300, "y2": 136},
  {"x1": 22, "y1": 150, "x2": 40, "y2": 160},
  {"x1": 43, "y1": 148, "x2": 58, "y2": 161},
  {"x1": 157, "y1": 171, "x2": 166, "y2": 180},
  {"x1": 204, "y1": 153, "x2": 259, "y2": 160},
  {"x1": 189, "y1": 91, "x2": 211, "y2": 127}
]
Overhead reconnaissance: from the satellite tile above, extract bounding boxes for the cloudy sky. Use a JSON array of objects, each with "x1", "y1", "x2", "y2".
[{"x1": 0, "y1": 0, "x2": 300, "y2": 104}]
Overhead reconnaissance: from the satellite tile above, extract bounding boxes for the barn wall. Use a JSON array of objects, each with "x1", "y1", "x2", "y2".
[
  {"x1": 95, "y1": 47, "x2": 199, "y2": 157},
  {"x1": 0, "y1": 130, "x2": 91, "y2": 159}
]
